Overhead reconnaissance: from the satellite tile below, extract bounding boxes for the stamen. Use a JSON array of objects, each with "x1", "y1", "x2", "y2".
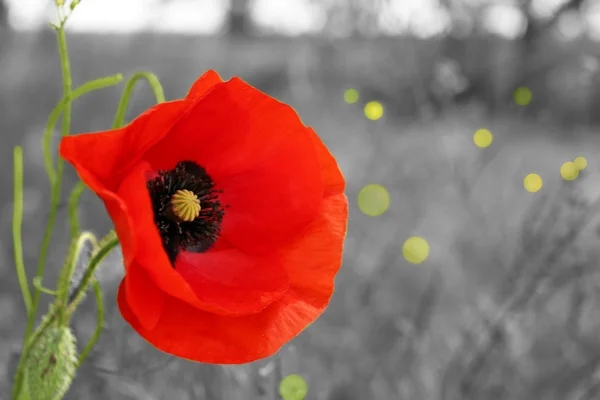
[
  {"x1": 171, "y1": 189, "x2": 201, "y2": 222},
  {"x1": 146, "y1": 160, "x2": 226, "y2": 266}
]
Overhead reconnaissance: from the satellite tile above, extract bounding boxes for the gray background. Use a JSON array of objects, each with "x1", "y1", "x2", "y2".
[{"x1": 3, "y1": 0, "x2": 600, "y2": 399}]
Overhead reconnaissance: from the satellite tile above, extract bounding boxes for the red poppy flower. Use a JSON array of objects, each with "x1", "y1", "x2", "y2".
[{"x1": 59, "y1": 70, "x2": 348, "y2": 364}]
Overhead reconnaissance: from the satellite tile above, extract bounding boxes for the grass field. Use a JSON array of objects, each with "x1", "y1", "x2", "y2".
[{"x1": 2, "y1": 31, "x2": 600, "y2": 399}]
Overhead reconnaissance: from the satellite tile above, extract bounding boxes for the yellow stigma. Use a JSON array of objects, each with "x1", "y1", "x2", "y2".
[{"x1": 171, "y1": 189, "x2": 201, "y2": 222}]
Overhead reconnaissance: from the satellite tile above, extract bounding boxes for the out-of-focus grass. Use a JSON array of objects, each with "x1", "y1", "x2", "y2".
[{"x1": 2, "y1": 32, "x2": 600, "y2": 400}]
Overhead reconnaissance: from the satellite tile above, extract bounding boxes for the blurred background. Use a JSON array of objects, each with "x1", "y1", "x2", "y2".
[{"x1": 3, "y1": 0, "x2": 600, "y2": 399}]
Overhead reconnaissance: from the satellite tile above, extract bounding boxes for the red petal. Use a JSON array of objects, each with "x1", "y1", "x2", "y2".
[
  {"x1": 116, "y1": 194, "x2": 347, "y2": 364},
  {"x1": 124, "y1": 262, "x2": 165, "y2": 330},
  {"x1": 142, "y1": 78, "x2": 322, "y2": 254},
  {"x1": 59, "y1": 100, "x2": 192, "y2": 192},
  {"x1": 279, "y1": 193, "x2": 348, "y2": 308},
  {"x1": 185, "y1": 70, "x2": 223, "y2": 100},
  {"x1": 174, "y1": 249, "x2": 289, "y2": 315},
  {"x1": 118, "y1": 285, "x2": 321, "y2": 364},
  {"x1": 308, "y1": 128, "x2": 346, "y2": 197}
]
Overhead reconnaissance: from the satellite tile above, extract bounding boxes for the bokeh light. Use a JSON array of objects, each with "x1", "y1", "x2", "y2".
[
  {"x1": 473, "y1": 128, "x2": 493, "y2": 148},
  {"x1": 513, "y1": 87, "x2": 533, "y2": 106},
  {"x1": 560, "y1": 161, "x2": 579, "y2": 180},
  {"x1": 523, "y1": 173, "x2": 543, "y2": 192},
  {"x1": 574, "y1": 156, "x2": 587, "y2": 171},
  {"x1": 402, "y1": 236, "x2": 430, "y2": 264},
  {"x1": 280, "y1": 374, "x2": 308, "y2": 400},
  {"x1": 344, "y1": 88, "x2": 359, "y2": 104},
  {"x1": 358, "y1": 184, "x2": 390, "y2": 216},
  {"x1": 364, "y1": 101, "x2": 384, "y2": 120}
]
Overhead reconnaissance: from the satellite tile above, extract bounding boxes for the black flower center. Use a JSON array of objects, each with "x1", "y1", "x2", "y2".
[{"x1": 146, "y1": 161, "x2": 225, "y2": 266}]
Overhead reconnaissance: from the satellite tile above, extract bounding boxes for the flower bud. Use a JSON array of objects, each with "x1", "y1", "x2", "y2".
[{"x1": 24, "y1": 325, "x2": 77, "y2": 400}]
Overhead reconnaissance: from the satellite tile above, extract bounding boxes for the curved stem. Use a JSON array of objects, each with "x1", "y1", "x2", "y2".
[
  {"x1": 43, "y1": 74, "x2": 123, "y2": 183},
  {"x1": 112, "y1": 71, "x2": 165, "y2": 129},
  {"x1": 12, "y1": 146, "x2": 32, "y2": 315},
  {"x1": 76, "y1": 278, "x2": 103, "y2": 367},
  {"x1": 67, "y1": 232, "x2": 118, "y2": 315},
  {"x1": 57, "y1": 231, "x2": 98, "y2": 319},
  {"x1": 32, "y1": 277, "x2": 60, "y2": 296}
]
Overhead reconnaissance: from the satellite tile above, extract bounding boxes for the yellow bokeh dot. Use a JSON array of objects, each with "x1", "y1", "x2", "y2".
[
  {"x1": 560, "y1": 161, "x2": 579, "y2": 181},
  {"x1": 523, "y1": 173, "x2": 543, "y2": 193},
  {"x1": 402, "y1": 237, "x2": 430, "y2": 264},
  {"x1": 473, "y1": 128, "x2": 493, "y2": 148},
  {"x1": 364, "y1": 101, "x2": 384, "y2": 120},
  {"x1": 514, "y1": 87, "x2": 532, "y2": 106},
  {"x1": 358, "y1": 184, "x2": 390, "y2": 216},
  {"x1": 280, "y1": 374, "x2": 308, "y2": 400},
  {"x1": 344, "y1": 88, "x2": 359, "y2": 104},
  {"x1": 574, "y1": 156, "x2": 587, "y2": 171}
]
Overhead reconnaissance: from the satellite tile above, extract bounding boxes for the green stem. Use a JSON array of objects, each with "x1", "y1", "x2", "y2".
[
  {"x1": 12, "y1": 146, "x2": 32, "y2": 316},
  {"x1": 112, "y1": 72, "x2": 165, "y2": 129},
  {"x1": 67, "y1": 182, "x2": 86, "y2": 242},
  {"x1": 32, "y1": 277, "x2": 60, "y2": 296},
  {"x1": 26, "y1": 25, "x2": 73, "y2": 343},
  {"x1": 43, "y1": 74, "x2": 123, "y2": 183},
  {"x1": 67, "y1": 231, "x2": 118, "y2": 315},
  {"x1": 76, "y1": 278, "x2": 103, "y2": 367},
  {"x1": 57, "y1": 231, "x2": 98, "y2": 321}
]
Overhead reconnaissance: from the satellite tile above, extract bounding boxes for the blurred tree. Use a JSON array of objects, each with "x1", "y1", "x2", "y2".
[{"x1": 228, "y1": 0, "x2": 250, "y2": 36}]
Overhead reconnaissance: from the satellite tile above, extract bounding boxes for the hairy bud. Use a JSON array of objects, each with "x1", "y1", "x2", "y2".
[{"x1": 24, "y1": 325, "x2": 77, "y2": 400}]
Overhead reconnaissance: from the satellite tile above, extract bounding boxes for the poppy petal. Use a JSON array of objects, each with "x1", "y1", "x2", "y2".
[
  {"x1": 185, "y1": 70, "x2": 223, "y2": 100},
  {"x1": 308, "y1": 128, "x2": 346, "y2": 197},
  {"x1": 116, "y1": 194, "x2": 347, "y2": 364},
  {"x1": 124, "y1": 262, "x2": 165, "y2": 330},
  {"x1": 118, "y1": 284, "x2": 320, "y2": 364},
  {"x1": 174, "y1": 249, "x2": 289, "y2": 315},
  {"x1": 59, "y1": 99, "x2": 193, "y2": 192},
  {"x1": 142, "y1": 78, "x2": 323, "y2": 254},
  {"x1": 279, "y1": 193, "x2": 348, "y2": 308}
]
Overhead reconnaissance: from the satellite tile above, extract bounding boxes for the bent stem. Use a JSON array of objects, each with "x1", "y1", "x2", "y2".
[
  {"x1": 67, "y1": 231, "x2": 119, "y2": 315},
  {"x1": 112, "y1": 71, "x2": 165, "y2": 128},
  {"x1": 32, "y1": 277, "x2": 61, "y2": 296},
  {"x1": 43, "y1": 74, "x2": 123, "y2": 183},
  {"x1": 57, "y1": 231, "x2": 98, "y2": 323}
]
